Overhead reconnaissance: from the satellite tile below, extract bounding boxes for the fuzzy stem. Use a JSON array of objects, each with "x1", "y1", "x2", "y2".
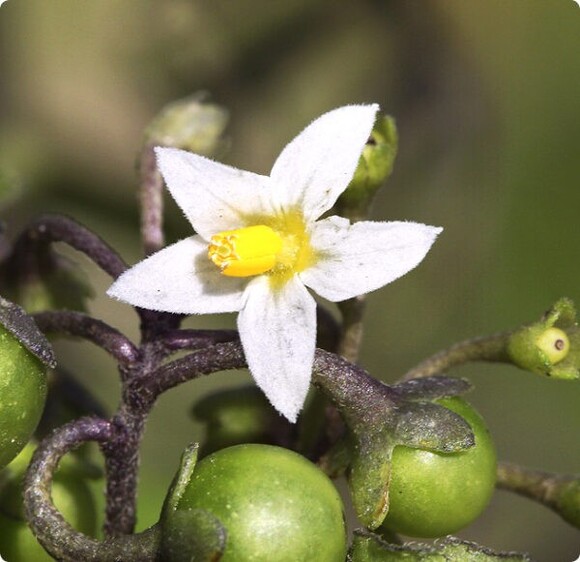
[
  {"x1": 24, "y1": 417, "x2": 161, "y2": 562},
  {"x1": 497, "y1": 461, "x2": 563, "y2": 507},
  {"x1": 134, "y1": 341, "x2": 396, "y2": 412},
  {"x1": 13, "y1": 214, "x2": 127, "y2": 280},
  {"x1": 400, "y1": 332, "x2": 511, "y2": 381},
  {"x1": 337, "y1": 296, "x2": 367, "y2": 363},
  {"x1": 33, "y1": 310, "x2": 139, "y2": 364},
  {"x1": 139, "y1": 143, "x2": 165, "y2": 257},
  {"x1": 100, "y1": 405, "x2": 147, "y2": 536}
]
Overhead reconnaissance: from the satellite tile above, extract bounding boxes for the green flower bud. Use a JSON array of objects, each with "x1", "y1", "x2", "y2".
[
  {"x1": 337, "y1": 114, "x2": 398, "y2": 219},
  {"x1": 144, "y1": 94, "x2": 229, "y2": 156},
  {"x1": 507, "y1": 298, "x2": 580, "y2": 380}
]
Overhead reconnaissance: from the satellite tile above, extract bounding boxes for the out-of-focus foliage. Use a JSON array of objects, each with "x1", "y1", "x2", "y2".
[{"x1": 1, "y1": 2, "x2": 579, "y2": 561}]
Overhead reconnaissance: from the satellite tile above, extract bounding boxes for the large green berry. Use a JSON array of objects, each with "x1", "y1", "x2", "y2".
[
  {"x1": 163, "y1": 444, "x2": 347, "y2": 562},
  {"x1": 381, "y1": 397, "x2": 497, "y2": 538},
  {"x1": 0, "y1": 325, "x2": 47, "y2": 469}
]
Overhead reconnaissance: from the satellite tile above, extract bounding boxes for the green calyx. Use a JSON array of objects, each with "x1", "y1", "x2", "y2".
[{"x1": 507, "y1": 298, "x2": 580, "y2": 380}]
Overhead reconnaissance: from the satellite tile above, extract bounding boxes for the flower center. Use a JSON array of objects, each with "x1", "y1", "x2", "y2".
[
  {"x1": 207, "y1": 213, "x2": 314, "y2": 280},
  {"x1": 208, "y1": 225, "x2": 283, "y2": 277}
]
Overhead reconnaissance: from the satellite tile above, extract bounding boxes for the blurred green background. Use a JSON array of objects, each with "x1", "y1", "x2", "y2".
[{"x1": 1, "y1": 1, "x2": 579, "y2": 560}]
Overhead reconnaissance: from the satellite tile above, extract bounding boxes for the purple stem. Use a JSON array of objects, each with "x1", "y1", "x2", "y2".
[
  {"x1": 13, "y1": 214, "x2": 128, "y2": 280},
  {"x1": 33, "y1": 310, "x2": 139, "y2": 364}
]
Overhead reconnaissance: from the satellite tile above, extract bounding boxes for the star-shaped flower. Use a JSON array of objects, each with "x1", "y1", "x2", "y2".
[{"x1": 107, "y1": 105, "x2": 441, "y2": 422}]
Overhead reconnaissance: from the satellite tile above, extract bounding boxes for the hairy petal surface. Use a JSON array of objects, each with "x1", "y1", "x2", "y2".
[
  {"x1": 107, "y1": 236, "x2": 247, "y2": 314},
  {"x1": 270, "y1": 105, "x2": 378, "y2": 222},
  {"x1": 300, "y1": 217, "x2": 442, "y2": 302},
  {"x1": 238, "y1": 276, "x2": 317, "y2": 422},
  {"x1": 155, "y1": 147, "x2": 274, "y2": 240}
]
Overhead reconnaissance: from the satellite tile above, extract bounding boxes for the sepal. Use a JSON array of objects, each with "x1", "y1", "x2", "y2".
[
  {"x1": 348, "y1": 529, "x2": 533, "y2": 561},
  {"x1": 160, "y1": 443, "x2": 227, "y2": 562}
]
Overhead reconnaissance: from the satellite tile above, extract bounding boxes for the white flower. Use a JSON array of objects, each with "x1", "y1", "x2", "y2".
[{"x1": 107, "y1": 105, "x2": 442, "y2": 422}]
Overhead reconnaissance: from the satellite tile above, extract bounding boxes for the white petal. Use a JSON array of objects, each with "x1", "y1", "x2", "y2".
[
  {"x1": 238, "y1": 276, "x2": 316, "y2": 422},
  {"x1": 270, "y1": 104, "x2": 378, "y2": 221},
  {"x1": 155, "y1": 147, "x2": 275, "y2": 240},
  {"x1": 300, "y1": 217, "x2": 442, "y2": 302},
  {"x1": 107, "y1": 236, "x2": 246, "y2": 314}
]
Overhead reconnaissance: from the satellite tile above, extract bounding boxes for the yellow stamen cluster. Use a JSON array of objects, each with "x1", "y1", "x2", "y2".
[{"x1": 207, "y1": 213, "x2": 314, "y2": 280}]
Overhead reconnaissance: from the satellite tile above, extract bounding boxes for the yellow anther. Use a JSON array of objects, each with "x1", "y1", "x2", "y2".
[
  {"x1": 536, "y1": 327, "x2": 570, "y2": 365},
  {"x1": 208, "y1": 225, "x2": 283, "y2": 277}
]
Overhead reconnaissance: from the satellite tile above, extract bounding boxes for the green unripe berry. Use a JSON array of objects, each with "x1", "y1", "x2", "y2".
[
  {"x1": 162, "y1": 444, "x2": 347, "y2": 562},
  {"x1": 0, "y1": 325, "x2": 47, "y2": 469},
  {"x1": 381, "y1": 397, "x2": 497, "y2": 538}
]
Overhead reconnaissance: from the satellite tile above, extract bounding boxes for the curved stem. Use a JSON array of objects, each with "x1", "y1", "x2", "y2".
[
  {"x1": 24, "y1": 417, "x2": 161, "y2": 562},
  {"x1": 13, "y1": 214, "x2": 128, "y2": 280},
  {"x1": 400, "y1": 332, "x2": 511, "y2": 381},
  {"x1": 33, "y1": 310, "x2": 139, "y2": 365}
]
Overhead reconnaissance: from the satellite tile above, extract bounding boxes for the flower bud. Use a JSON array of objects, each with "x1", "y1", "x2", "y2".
[
  {"x1": 507, "y1": 298, "x2": 580, "y2": 380},
  {"x1": 144, "y1": 94, "x2": 228, "y2": 156},
  {"x1": 337, "y1": 114, "x2": 398, "y2": 219}
]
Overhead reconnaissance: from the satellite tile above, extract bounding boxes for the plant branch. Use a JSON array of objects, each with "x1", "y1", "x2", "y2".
[
  {"x1": 13, "y1": 214, "x2": 128, "y2": 280},
  {"x1": 337, "y1": 296, "x2": 366, "y2": 363},
  {"x1": 133, "y1": 341, "x2": 398, "y2": 413},
  {"x1": 33, "y1": 310, "x2": 139, "y2": 365},
  {"x1": 400, "y1": 332, "x2": 511, "y2": 381},
  {"x1": 497, "y1": 462, "x2": 562, "y2": 505},
  {"x1": 23, "y1": 417, "x2": 162, "y2": 562},
  {"x1": 497, "y1": 461, "x2": 580, "y2": 529},
  {"x1": 139, "y1": 143, "x2": 165, "y2": 257}
]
